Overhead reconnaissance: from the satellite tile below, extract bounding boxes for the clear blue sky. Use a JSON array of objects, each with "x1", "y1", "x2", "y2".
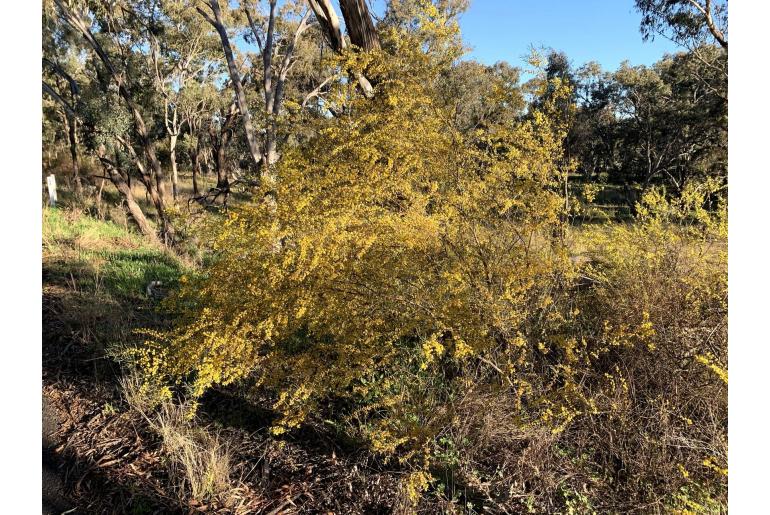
[
  {"x1": 456, "y1": 0, "x2": 678, "y2": 70},
  {"x1": 371, "y1": 0, "x2": 680, "y2": 72}
]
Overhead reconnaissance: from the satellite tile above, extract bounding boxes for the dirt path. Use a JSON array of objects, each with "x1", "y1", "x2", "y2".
[{"x1": 42, "y1": 390, "x2": 75, "y2": 515}]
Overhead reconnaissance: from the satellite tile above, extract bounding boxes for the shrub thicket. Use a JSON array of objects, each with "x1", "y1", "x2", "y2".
[{"x1": 132, "y1": 9, "x2": 727, "y2": 512}]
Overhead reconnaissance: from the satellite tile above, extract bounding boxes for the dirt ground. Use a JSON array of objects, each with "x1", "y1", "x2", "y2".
[{"x1": 43, "y1": 390, "x2": 74, "y2": 514}]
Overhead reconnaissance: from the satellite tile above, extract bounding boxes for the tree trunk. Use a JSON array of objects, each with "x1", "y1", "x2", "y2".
[
  {"x1": 307, "y1": 0, "x2": 346, "y2": 52},
  {"x1": 199, "y1": 0, "x2": 264, "y2": 170},
  {"x1": 126, "y1": 99, "x2": 170, "y2": 210},
  {"x1": 307, "y1": 0, "x2": 377, "y2": 97},
  {"x1": 210, "y1": 103, "x2": 238, "y2": 192},
  {"x1": 339, "y1": 0, "x2": 380, "y2": 51},
  {"x1": 190, "y1": 141, "x2": 202, "y2": 196},
  {"x1": 97, "y1": 150, "x2": 158, "y2": 243},
  {"x1": 96, "y1": 177, "x2": 105, "y2": 218},
  {"x1": 42, "y1": 59, "x2": 83, "y2": 197},
  {"x1": 117, "y1": 136, "x2": 173, "y2": 243},
  {"x1": 118, "y1": 180, "x2": 156, "y2": 241},
  {"x1": 170, "y1": 133, "x2": 179, "y2": 200},
  {"x1": 214, "y1": 136, "x2": 230, "y2": 191},
  {"x1": 56, "y1": 0, "x2": 173, "y2": 242},
  {"x1": 68, "y1": 115, "x2": 83, "y2": 197},
  {"x1": 202, "y1": 149, "x2": 212, "y2": 176},
  {"x1": 60, "y1": 108, "x2": 83, "y2": 197},
  {"x1": 244, "y1": 3, "x2": 310, "y2": 184},
  {"x1": 192, "y1": 161, "x2": 200, "y2": 197}
]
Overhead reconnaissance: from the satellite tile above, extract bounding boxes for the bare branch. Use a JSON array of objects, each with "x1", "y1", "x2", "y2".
[
  {"x1": 301, "y1": 75, "x2": 334, "y2": 108},
  {"x1": 42, "y1": 58, "x2": 80, "y2": 97},
  {"x1": 243, "y1": 3, "x2": 265, "y2": 55}
]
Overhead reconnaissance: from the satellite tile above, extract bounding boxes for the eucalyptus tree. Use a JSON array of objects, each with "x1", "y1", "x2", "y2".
[
  {"x1": 177, "y1": 81, "x2": 219, "y2": 197},
  {"x1": 610, "y1": 53, "x2": 726, "y2": 194},
  {"x1": 635, "y1": 0, "x2": 727, "y2": 50},
  {"x1": 242, "y1": 0, "x2": 314, "y2": 167},
  {"x1": 42, "y1": 59, "x2": 84, "y2": 197},
  {"x1": 196, "y1": 0, "x2": 264, "y2": 174},
  {"x1": 206, "y1": 98, "x2": 239, "y2": 197},
  {"x1": 305, "y1": 0, "x2": 378, "y2": 97},
  {"x1": 51, "y1": 0, "x2": 175, "y2": 242},
  {"x1": 79, "y1": 82, "x2": 160, "y2": 240},
  {"x1": 438, "y1": 60, "x2": 524, "y2": 134},
  {"x1": 568, "y1": 62, "x2": 622, "y2": 184},
  {"x1": 195, "y1": 0, "x2": 330, "y2": 210},
  {"x1": 564, "y1": 51, "x2": 727, "y2": 206},
  {"x1": 635, "y1": 0, "x2": 727, "y2": 101},
  {"x1": 196, "y1": 0, "x2": 385, "y2": 174},
  {"x1": 42, "y1": 8, "x2": 88, "y2": 196},
  {"x1": 149, "y1": 2, "x2": 221, "y2": 200}
]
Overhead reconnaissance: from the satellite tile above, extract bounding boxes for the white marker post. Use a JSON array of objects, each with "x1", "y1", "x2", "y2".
[{"x1": 47, "y1": 174, "x2": 57, "y2": 207}]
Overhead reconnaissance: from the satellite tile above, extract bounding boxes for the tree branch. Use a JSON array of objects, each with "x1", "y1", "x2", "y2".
[
  {"x1": 686, "y1": 0, "x2": 727, "y2": 49},
  {"x1": 42, "y1": 58, "x2": 80, "y2": 97},
  {"x1": 301, "y1": 74, "x2": 334, "y2": 108},
  {"x1": 42, "y1": 81, "x2": 78, "y2": 119}
]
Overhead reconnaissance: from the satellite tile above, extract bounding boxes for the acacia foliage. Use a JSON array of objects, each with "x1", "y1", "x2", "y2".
[
  {"x1": 133, "y1": 5, "x2": 727, "y2": 511},
  {"x1": 139, "y1": 9, "x2": 571, "y2": 441}
]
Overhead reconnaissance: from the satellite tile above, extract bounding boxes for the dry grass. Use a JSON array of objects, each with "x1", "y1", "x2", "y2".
[
  {"x1": 154, "y1": 401, "x2": 234, "y2": 504},
  {"x1": 120, "y1": 372, "x2": 238, "y2": 506}
]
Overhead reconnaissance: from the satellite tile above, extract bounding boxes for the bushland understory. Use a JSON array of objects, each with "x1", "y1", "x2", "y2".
[
  {"x1": 42, "y1": 2, "x2": 726, "y2": 511},
  {"x1": 42, "y1": 163, "x2": 726, "y2": 514},
  {"x1": 43, "y1": 204, "x2": 407, "y2": 514}
]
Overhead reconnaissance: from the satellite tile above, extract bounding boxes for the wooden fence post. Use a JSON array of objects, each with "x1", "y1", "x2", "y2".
[{"x1": 47, "y1": 174, "x2": 58, "y2": 207}]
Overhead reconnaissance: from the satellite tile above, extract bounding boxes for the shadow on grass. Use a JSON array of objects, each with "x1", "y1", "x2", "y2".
[
  {"x1": 43, "y1": 207, "x2": 186, "y2": 388},
  {"x1": 43, "y1": 211, "x2": 189, "y2": 513}
]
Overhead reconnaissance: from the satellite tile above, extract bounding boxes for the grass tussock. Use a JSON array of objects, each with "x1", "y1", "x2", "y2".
[
  {"x1": 121, "y1": 371, "x2": 238, "y2": 507},
  {"x1": 154, "y1": 401, "x2": 234, "y2": 504}
]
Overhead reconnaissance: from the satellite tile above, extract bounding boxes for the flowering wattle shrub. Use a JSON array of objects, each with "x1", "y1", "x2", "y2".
[
  {"x1": 132, "y1": 9, "x2": 726, "y2": 512},
  {"x1": 138, "y1": 17, "x2": 574, "y2": 441}
]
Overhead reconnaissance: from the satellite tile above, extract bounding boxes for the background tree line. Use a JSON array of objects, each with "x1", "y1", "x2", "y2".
[{"x1": 43, "y1": 0, "x2": 726, "y2": 241}]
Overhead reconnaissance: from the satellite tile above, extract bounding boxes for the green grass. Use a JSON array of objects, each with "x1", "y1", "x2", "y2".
[
  {"x1": 101, "y1": 249, "x2": 181, "y2": 299},
  {"x1": 43, "y1": 207, "x2": 185, "y2": 302},
  {"x1": 44, "y1": 206, "x2": 136, "y2": 243},
  {"x1": 43, "y1": 207, "x2": 190, "y2": 365}
]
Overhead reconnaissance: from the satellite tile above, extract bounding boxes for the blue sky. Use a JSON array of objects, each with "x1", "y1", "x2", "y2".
[
  {"x1": 241, "y1": 1, "x2": 680, "y2": 73},
  {"x1": 371, "y1": 0, "x2": 680, "y2": 72},
  {"x1": 455, "y1": 0, "x2": 678, "y2": 70}
]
